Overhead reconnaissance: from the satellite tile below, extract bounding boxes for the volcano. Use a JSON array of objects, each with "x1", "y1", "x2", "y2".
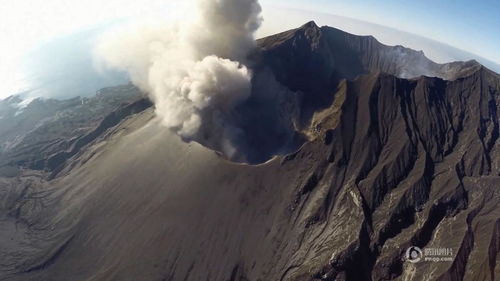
[{"x1": 0, "y1": 22, "x2": 499, "y2": 281}]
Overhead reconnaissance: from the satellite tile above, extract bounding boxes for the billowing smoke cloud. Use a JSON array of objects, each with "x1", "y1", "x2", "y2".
[{"x1": 94, "y1": 0, "x2": 262, "y2": 161}]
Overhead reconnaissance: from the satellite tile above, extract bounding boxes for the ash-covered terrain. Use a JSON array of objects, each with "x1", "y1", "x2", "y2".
[
  {"x1": 0, "y1": 85, "x2": 149, "y2": 177},
  {"x1": 0, "y1": 21, "x2": 499, "y2": 281}
]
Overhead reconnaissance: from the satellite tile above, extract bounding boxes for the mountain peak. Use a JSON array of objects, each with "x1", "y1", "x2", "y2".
[
  {"x1": 296, "y1": 20, "x2": 323, "y2": 48},
  {"x1": 300, "y1": 20, "x2": 319, "y2": 30},
  {"x1": 1, "y1": 95, "x2": 22, "y2": 104}
]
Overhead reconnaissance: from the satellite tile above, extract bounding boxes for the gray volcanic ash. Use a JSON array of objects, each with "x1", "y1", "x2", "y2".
[{"x1": 0, "y1": 4, "x2": 499, "y2": 281}]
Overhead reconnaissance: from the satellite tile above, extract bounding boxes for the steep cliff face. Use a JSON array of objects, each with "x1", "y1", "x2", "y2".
[
  {"x1": 256, "y1": 21, "x2": 481, "y2": 115},
  {"x1": 295, "y1": 67, "x2": 500, "y2": 281},
  {"x1": 0, "y1": 23, "x2": 499, "y2": 281},
  {"x1": 257, "y1": 21, "x2": 480, "y2": 82}
]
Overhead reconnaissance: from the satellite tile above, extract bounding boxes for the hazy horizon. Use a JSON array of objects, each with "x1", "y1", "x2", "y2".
[{"x1": 1, "y1": 0, "x2": 499, "y2": 100}]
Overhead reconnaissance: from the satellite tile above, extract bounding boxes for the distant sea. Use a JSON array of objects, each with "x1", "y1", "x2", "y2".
[{"x1": 2, "y1": 26, "x2": 128, "y2": 101}]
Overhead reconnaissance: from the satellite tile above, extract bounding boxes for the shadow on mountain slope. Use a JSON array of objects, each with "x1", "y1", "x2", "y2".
[{"x1": 0, "y1": 22, "x2": 499, "y2": 281}]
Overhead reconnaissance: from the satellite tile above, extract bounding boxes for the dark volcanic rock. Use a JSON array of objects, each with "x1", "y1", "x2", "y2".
[
  {"x1": 0, "y1": 23, "x2": 499, "y2": 281},
  {"x1": 257, "y1": 21, "x2": 481, "y2": 116}
]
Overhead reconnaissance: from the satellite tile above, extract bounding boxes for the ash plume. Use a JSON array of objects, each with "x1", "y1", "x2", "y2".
[{"x1": 94, "y1": 0, "x2": 263, "y2": 161}]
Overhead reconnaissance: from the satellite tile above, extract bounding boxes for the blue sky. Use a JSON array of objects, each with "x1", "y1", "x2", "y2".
[{"x1": 268, "y1": 0, "x2": 500, "y2": 64}]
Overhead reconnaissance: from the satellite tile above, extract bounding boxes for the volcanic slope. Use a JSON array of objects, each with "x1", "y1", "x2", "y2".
[{"x1": 0, "y1": 22, "x2": 499, "y2": 281}]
